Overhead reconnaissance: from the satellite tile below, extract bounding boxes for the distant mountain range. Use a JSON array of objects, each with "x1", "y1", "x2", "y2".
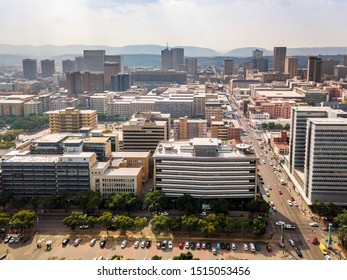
[{"x1": 1, "y1": 44, "x2": 347, "y2": 59}]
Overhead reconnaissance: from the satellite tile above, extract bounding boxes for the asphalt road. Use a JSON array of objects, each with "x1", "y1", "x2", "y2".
[{"x1": 230, "y1": 99, "x2": 338, "y2": 260}]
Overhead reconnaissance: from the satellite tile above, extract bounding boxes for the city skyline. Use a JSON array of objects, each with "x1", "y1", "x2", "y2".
[{"x1": 1, "y1": 0, "x2": 347, "y2": 52}]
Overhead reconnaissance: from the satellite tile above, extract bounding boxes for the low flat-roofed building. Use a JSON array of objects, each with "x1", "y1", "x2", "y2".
[
  {"x1": 210, "y1": 118, "x2": 241, "y2": 141},
  {"x1": 90, "y1": 161, "x2": 142, "y2": 196},
  {"x1": 83, "y1": 137, "x2": 112, "y2": 161},
  {"x1": 110, "y1": 151, "x2": 150, "y2": 182},
  {"x1": 153, "y1": 138, "x2": 258, "y2": 201}
]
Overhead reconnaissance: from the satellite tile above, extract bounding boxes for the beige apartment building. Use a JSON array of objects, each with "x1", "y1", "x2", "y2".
[
  {"x1": 48, "y1": 107, "x2": 97, "y2": 133},
  {"x1": 173, "y1": 116, "x2": 207, "y2": 140},
  {"x1": 210, "y1": 118, "x2": 241, "y2": 141}
]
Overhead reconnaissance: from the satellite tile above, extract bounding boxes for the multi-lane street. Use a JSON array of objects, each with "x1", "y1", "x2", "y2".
[{"x1": 230, "y1": 98, "x2": 331, "y2": 260}]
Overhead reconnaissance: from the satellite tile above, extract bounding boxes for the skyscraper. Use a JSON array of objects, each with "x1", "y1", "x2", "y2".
[
  {"x1": 307, "y1": 56, "x2": 322, "y2": 82},
  {"x1": 105, "y1": 55, "x2": 124, "y2": 72},
  {"x1": 75, "y1": 56, "x2": 84, "y2": 72},
  {"x1": 223, "y1": 59, "x2": 234, "y2": 75},
  {"x1": 62, "y1": 59, "x2": 76, "y2": 74},
  {"x1": 111, "y1": 73, "x2": 131, "y2": 92},
  {"x1": 185, "y1": 57, "x2": 198, "y2": 77},
  {"x1": 104, "y1": 62, "x2": 121, "y2": 90},
  {"x1": 251, "y1": 49, "x2": 268, "y2": 72},
  {"x1": 83, "y1": 50, "x2": 105, "y2": 72},
  {"x1": 273, "y1": 47, "x2": 286, "y2": 72},
  {"x1": 284, "y1": 57, "x2": 298, "y2": 78},
  {"x1": 22, "y1": 59, "x2": 37, "y2": 80},
  {"x1": 41, "y1": 59, "x2": 55, "y2": 78},
  {"x1": 161, "y1": 47, "x2": 184, "y2": 70}
]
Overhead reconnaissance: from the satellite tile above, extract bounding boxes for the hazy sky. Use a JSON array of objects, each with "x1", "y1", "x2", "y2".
[{"x1": 1, "y1": 0, "x2": 346, "y2": 52}]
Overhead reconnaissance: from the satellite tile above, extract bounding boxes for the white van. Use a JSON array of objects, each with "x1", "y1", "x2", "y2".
[{"x1": 280, "y1": 179, "x2": 285, "y2": 185}]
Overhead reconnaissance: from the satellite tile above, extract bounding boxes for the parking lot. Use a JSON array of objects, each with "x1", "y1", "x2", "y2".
[{"x1": 1, "y1": 232, "x2": 296, "y2": 260}]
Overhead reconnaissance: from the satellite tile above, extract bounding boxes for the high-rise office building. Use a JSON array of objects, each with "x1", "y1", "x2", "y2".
[
  {"x1": 223, "y1": 59, "x2": 234, "y2": 75},
  {"x1": 22, "y1": 59, "x2": 37, "y2": 80},
  {"x1": 344, "y1": 54, "x2": 347, "y2": 67},
  {"x1": 111, "y1": 73, "x2": 131, "y2": 92},
  {"x1": 304, "y1": 118, "x2": 347, "y2": 205},
  {"x1": 75, "y1": 56, "x2": 84, "y2": 71},
  {"x1": 62, "y1": 59, "x2": 76, "y2": 74},
  {"x1": 185, "y1": 57, "x2": 198, "y2": 77},
  {"x1": 48, "y1": 107, "x2": 97, "y2": 133},
  {"x1": 105, "y1": 55, "x2": 124, "y2": 73},
  {"x1": 104, "y1": 62, "x2": 121, "y2": 90},
  {"x1": 161, "y1": 47, "x2": 184, "y2": 70},
  {"x1": 41, "y1": 59, "x2": 55, "y2": 78},
  {"x1": 322, "y1": 59, "x2": 339, "y2": 75},
  {"x1": 307, "y1": 56, "x2": 323, "y2": 82},
  {"x1": 252, "y1": 49, "x2": 263, "y2": 59},
  {"x1": 273, "y1": 47, "x2": 286, "y2": 72},
  {"x1": 252, "y1": 58, "x2": 269, "y2": 72},
  {"x1": 284, "y1": 57, "x2": 298, "y2": 78},
  {"x1": 153, "y1": 138, "x2": 257, "y2": 200},
  {"x1": 334, "y1": 65, "x2": 347, "y2": 80},
  {"x1": 83, "y1": 50, "x2": 105, "y2": 72},
  {"x1": 66, "y1": 71, "x2": 104, "y2": 97}
]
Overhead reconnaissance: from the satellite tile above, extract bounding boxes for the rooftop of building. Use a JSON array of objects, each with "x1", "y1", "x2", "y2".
[
  {"x1": 35, "y1": 134, "x2": 69, "y2": 144},
  {"x1": 83, "y1": 137, "x2": 110, "y2": 143},
  {"x1": 308, "y1": 117, "x2": 347, "y2": 125},
  {"x1": 255, "y1": 89, "x2": 303, "y2": 99},
  {"x1": 4, "y1": 154, "x2": 60, "y2": 163},
  {"x1": 61, "y1": 152, "x2": 95, "y2": 158},
  {"x1": 104, "y1": 167, "x2": 142, "y2": 176},
  {"x1": 153, "y1": 138, "x2": 257, "y2": 159},
  {"x1": 111, "y1": 151, "x2": 150, "y2": 158}
]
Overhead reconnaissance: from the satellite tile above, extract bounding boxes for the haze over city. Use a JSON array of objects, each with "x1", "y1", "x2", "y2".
[{"x1": 1, "y1": 0, "x2": 347, "y2": 51}]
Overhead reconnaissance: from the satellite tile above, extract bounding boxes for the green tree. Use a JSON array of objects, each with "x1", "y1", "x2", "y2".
[
  {"x1": 0, "y1": 193, "x2": 11, "y2": 212},
  {"x1": 284, "y1": 123, "x2": 290, "y2": 130},
  {"x1": 151, "y1": 215, "x2": 171, "y2": 233},
  {"x1": 151, "y1": 255, "x2": 162, "y2": 260},
  {"x1": 338, "y1": 227, "x2": 347, "y2": 247},
  {"x1": 312, "y1": 200, "x2": 329, "y2": 216},
  {"x1": 134, "y1": 217, "x2": 147, "y2": 233},
  {"x1": 11, "y1": 115, "x2": 49, "y2": 131},
  {"x1": 114, "y1": 215, "x2": 134, "y2": 235},
  {"x1": 198, "y1": 219, "x2": 216, "y2": 237},
  {"x1": 75, "y1": 191, "x2": 102, "y2": 214},
  {"x1": 168, "y1": 217, "x2": 182, "y2": 232},
  {"x1": 108, "y1": 193, "x2": 142, "y2": 213},
  {"x1": 173, "y1": 251, "x2": 194, "y2": 260},
  {"x1": 224, "y1": 216, "x2": 236, "y2": 235},
  {"x1": 237, "y1": 217, "x2": 249, "y2": 237},
  {"x1": 181, "y1": 215, "x2": 199, "y2": 234},
  {"x1": 246, "y1": 199, "x2": 270, "y2": 213},
  {"x1": 10, "y1": 196, "x2": 28, "y2": 211},
  {"x1": 275, "y1": 123, "x2": 283, "y2": 130},
  {"x1": 210, "y1": 199, "x2": 230, "y2": 214},
  {"x1": 62, "y1": 211, "x2": 86, "y2": 232},
  {"x1": 111, "y1": 255, "x2": 124, "y2": 260},
  {"x1": 268, "y1": 122, "x2": 276, "y2": 130},
  {"x1": 252, "y1": 217, "x2": 267, "y2": 237},
  {"x1": 86, "y1": 216, "x2": 98, "y2": 232},
  {"x1": 144, "y1": 190, "x2": 168, "y2": 212},
  {"x1": 97, "y1": 212, "x2": 114, "y2": 235},
  {"x1": 0, "y1": 212, "x2": 10, "y2": 228},
  {"x1": 175, "y1": 194, "x2": 202, "y2": 214},
  {"x1": 10, "y1": 210, "x2": 37, "y2": 232},
  {"x1": 261, "y1": 123, "x2": 268, "y2": 129},
  {"x1": 39, "y1": 196, "x2": 59, "y2": 211},
  {"x1": 335, "y1": 209, "x2": 347, "y2": 226}
]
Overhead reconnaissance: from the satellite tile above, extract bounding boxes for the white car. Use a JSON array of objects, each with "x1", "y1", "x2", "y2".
[
  {"x1": 287, "y1": 200, "x2": 293, "y2": 206},
  {"x1": 199, "y1": 211, "x2": 207, "y2": 216},
  {"x1": 120, "y1": 240, "x2": 127, "y2": 249},
  {"x1": 325, "y1": 255, "x2": 331, "y2": 260},
  {"x1": 276, "y1": 221, "x2": 285, "y2": 226},
  {"x1": 73, "y1": 238, "x2": 81, "y2": 246},
  {"x1": 310, "y1": 222, "x2": 319, "y2": 227},
  {"x1": 243, "y1": 243, "x2": 248, "y2": 251},
  {"x1": 134, "y1": 241, "x2": 139, "y2": 248},
  {"x1": 90, "y1": 238, "x2": 96, "y2": 246},
  {"x1": 293, "y1": 201, "x2": 298, "y2": 207},
  {"x1": 232, "y1": 243, "x2": 236, "y2": 250},
  {"x1": 168, "y1": 240, "x2": 173, "y2": 249},
  {"x1": 268, "y1": 185, "x2": 272, "y2": 190},
  {"x1": 196, "y1": 242, "x2": 201, "y2": 249},
  {"x1": 160, "y1": 211, "x2": 169, "y2": 216},
  {"x1": 250, "y1": 243, "x2": 255, "y2": 252},
  {"x1": 185, "y1": 241, "x2": 190, "y2": 249},
  {"x1": 269, "y1": 201, "x2": 275, "y2": 207},
  {"x1": 141, "y1": 241, "x2": 146, "y2": 248}
]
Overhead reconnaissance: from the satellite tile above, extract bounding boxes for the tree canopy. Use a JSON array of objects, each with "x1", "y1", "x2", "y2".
[{"x1": 10, "y1": 210, "x2": 37, "y2": 232}]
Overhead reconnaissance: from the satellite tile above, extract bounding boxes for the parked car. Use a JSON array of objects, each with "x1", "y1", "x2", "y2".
[
  {"x1": 212, "y1": 248, "x2": 217, "y2": 255},
  {"x1": 99, "y1": 240, "x2": 106, "y2": 248},
  {"x1": 145, "y1": 240, "x2": 151, "y2": 248},
  {"x1": 294, "y1": 246, "x2": 302, "y2": 258},
  {"x1": 196, "y1": 242, "x2": 201, "y2": 249},
  {"x1": 231, "y1": 243, "x2": 236, "y2": 250},
  {"x1": 141, "y1": 241, "x2": 146, "y2": 248},
  {"x1": 293, "y1": 201, "x2": 298, "y2": 207},
  {"x1": 73, "y1": 238, "x2": 81, "y2": 246},
  {"x1": 288, "y1": 239, "x2": 295, "y2": 247},
  {"x1": 160, "y1": 212, "x2": 169, "y2": 216},
  {"x1": 216, "y1": 242, "x2": 221, "y2": 250},
  {"x1": 62, "y1": 238, "x2": 70, "y2": 247},
  {"x1": 168, "y1": 240, "x2": 173, "y2": 249},
  {"x1": 325, "y1": 255, "x2": 331, "y2": 260},
  {"x1": 276, "y1": 221, "x2": 285, "y2": 226},
  {"x1": 79, "y1": 225, "x2": 89, "y2": 229},
  {"x1": 161, "y1": 240, "x2": 167, "y2": 250},
  {"x1": 199, "y1": 211, "x2": 207, "y2": 216},
  {"x1": 243, "y1": 243, "x2": 248, "y2": 251},
  {"x1": 134, "y1": 241, "x2": 139, "y2": 248},
  {"x1": 185, "y1": 241, "x2": 190, "y2": 249},
  {"x1": 310, "y1": 222, "x2": 318, "y2": 227},
  {"x1": 278, "y1": 190, "x2": 282, "y2": 195},
  {"x1": 201, "y1": 242, "x2": 206, "y2": 249},
  {"x1": 206, "y1": 242, "x2": 211, "y2": 250},
  {"x1": 178, "y1": 241, "x2": 183, "y2": 249},
  {"x1": 255, "y1": 243, "x2": 261, "y2": 251},
  {"x1": 156, "y1": 242, "x2": 161, "y2": 249},
  {"x1": 266, "y1": 245, "x2": 272, "y2": 252},
  {"x1": 4, "y1": 236, "x2": 11, "y2": 244},
  {"x1": 312, "y1": 236, "x2": 318, "y2": 244},
  {"x1": 121, "y1": 240, "x2": 127, "y2": 249},
  {"x1": 90, "y1": 238, "x2": 96, "y2": 246},
  {"x1": 287, "y1": 200, "x2": 293, "y2": 206},
  {"x1": 190, "y1": 241, "x2": 195, "y2": 250},
  {"x1": 250, "y1": 243, "x2": 256, "y2": 252},
  {"x1": 226, "y1": 243, "x2": 231, "y2": 251}
]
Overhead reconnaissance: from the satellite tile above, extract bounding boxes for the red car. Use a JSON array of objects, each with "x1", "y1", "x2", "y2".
[
  {"x1": 312, "y1": 236, "x2": 318, "y2": 244},
  {"x1": 278, "y1": 190, "x2": 282, "y2": 195},
  {"x1": 178, "y1": 241, "x2": 183, "y2": 249},
  {"x1": 266, "y1": 245, "x2": 272, "y2": 252}
]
